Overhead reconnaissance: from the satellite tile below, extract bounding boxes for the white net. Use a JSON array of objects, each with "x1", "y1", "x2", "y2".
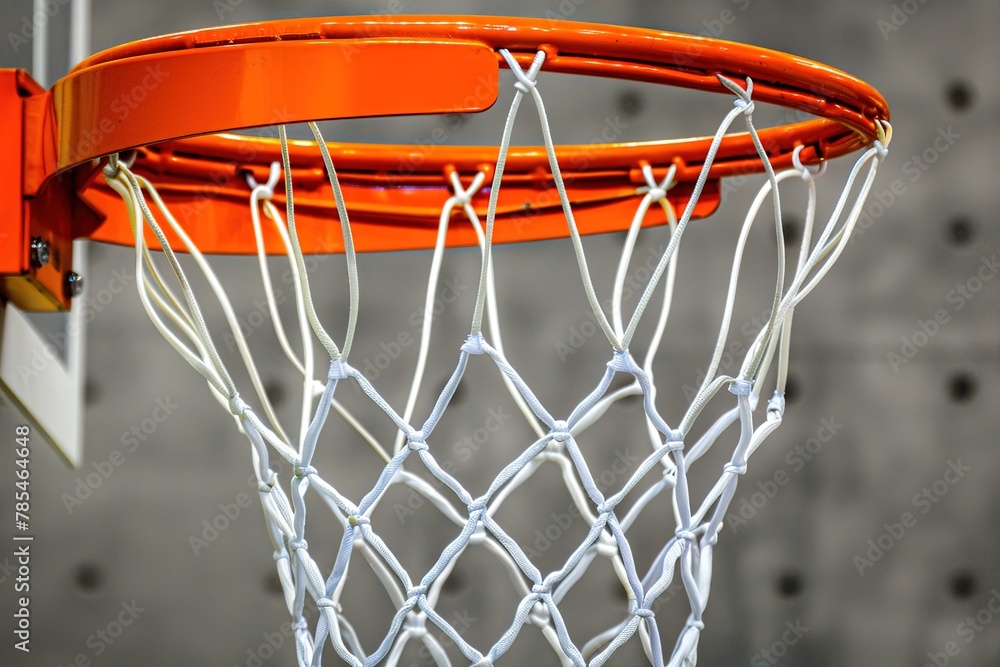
[{"x1": 102, "y1": 49, "x2": 889, "y2": 666}]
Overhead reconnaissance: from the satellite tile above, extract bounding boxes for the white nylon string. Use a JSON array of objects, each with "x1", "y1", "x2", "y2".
[{"x1": 103, "y1": 58, "x2": 888, "y2": 666}]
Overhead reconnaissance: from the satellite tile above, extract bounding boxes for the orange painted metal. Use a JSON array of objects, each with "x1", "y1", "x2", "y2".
[
  {"x1": 0, "y1": 69, "x2": 79, "y2": 310},
  {"x1": 0, "y1": 70, "x2": 34, "y2": 276},
  {"x1": 47, "y1": 39, "x2": 501, "y2": 177},
  {"x1": 2, "y1": 16, "x2": 890, "y2": 310}
]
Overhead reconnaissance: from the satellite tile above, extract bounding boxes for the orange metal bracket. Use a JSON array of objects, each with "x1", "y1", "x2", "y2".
[
  {"x1": 0, "y1": 16, "x2": 890, "y2": 313},
  {"x1": 0, "y1": 69, "x2": 81, "y2": 311}
]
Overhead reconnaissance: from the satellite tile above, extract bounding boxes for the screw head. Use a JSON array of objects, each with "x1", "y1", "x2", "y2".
[
  {"x1": 65, "y1": 271, "x2": 84, "y2": 298},
  {"x1": 30, "y1": 237, "x2": 50, "y2": 268}
]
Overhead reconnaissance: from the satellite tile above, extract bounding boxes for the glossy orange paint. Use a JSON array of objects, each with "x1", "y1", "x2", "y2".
[
  {"x1": 2, "y1": 16, "x2": 890, "y2": 309},
  {"x1": 0, "y1": 70, "x2": 35, "y2": 276}
]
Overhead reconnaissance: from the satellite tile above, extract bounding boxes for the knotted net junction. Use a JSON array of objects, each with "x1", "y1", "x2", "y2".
[{"x1": 103, "y1": 49, "x2": 889, "y2": 666}]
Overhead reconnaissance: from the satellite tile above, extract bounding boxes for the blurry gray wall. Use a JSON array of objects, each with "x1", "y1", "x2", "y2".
[{"x1": 1, "y1": 1, "x2": 998, "y2": 666}]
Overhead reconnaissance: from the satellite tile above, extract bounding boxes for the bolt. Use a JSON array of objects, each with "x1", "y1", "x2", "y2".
[
  {"x1": 30, "y1": 237, "x2": 50, "y2": 268},
  {"x1": 65, "y1": 272, "x2": 84, "y2": 298}
]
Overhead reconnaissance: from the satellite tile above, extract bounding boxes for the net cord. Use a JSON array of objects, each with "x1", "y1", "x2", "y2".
[{"x1": 101, "y1": 51, "x2": 889, "y2": 666}]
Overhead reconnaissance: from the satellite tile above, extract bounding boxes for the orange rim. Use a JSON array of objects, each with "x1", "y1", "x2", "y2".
[{"x1": 36, "y1": 16, "x2": 890, "y2": 256}]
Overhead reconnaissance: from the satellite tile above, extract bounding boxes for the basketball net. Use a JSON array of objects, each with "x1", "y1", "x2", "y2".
[{"x1": 102, "y1": 49, "x2": 889, "y2": 666}]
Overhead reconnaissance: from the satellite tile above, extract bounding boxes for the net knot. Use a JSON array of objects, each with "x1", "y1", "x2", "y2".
[
  {"x1": 467, "y1": 498, "x2": 488, "y2": 517},
  {"x1": 630, "y1": 602, "x2": 655, "y2": 619},
  {"x1": 874, "y1": 119, "x2": 892, "y2": 160},
  {"x1": 724, "y1": 463, "x2": 748, "y2": 476},
  {"x1": 717, "y1": 74, "x2": 755, "y2": 116},
  {"x1": 508, "y1": 64, "x2": 538, "y2": 94},
  {"x1": 258, "y1": 470, "x2": 278, "y2": 493},
  {"x1": 687, "y1": 619, "x2": 706, "y2": 632},
  {"x1": 675, "y1": 528, "x2": 697, "y2": 543},
  {"x1": 446, "y1": 172, "x2": 479, "y2": 208},
  {"x1": 294, "y1": 465, "x2": 317, "y2": 478},
  {"x1": 596, "y1": 500, "x2": 615, "y2": 516},
  {"x1": 532, "y1": 582, "x2": 552, "y2": 597},
  {"x1": 500, "y1": 48, "x2": 544, "y2": 96},
  {"x1": 245, "y1": 161, "x2": 281, "y2": 197},
  {"x1": 791, "y1": 145, "x2": 827, "y2": 181},
  {"x1": 728, "y1": 379, "x2": 752, "y2": 396},
  {"x1": 528, "y1": 601, "x2": 550, "y2": 626},
  {"x1": 404, "y1": 611, "x2": 427, "y2": 638},
  {"x1": 514, "y1": 79, "x2": 535, "y2": 94},
  {"x1": 289, "y1": 538, "x2": 308, "y2": 552},
  {"x1": 406, "y1": 585, "x2": 428, "y2": 601},
  {"x1": 103, "y1": 156, "x2": 122, "y2": 179},
  {"x1": 470, "y1": 522, "x2": 488, "y2": 544},
  {"x1": 607, "y1": 350, "x2": 634, "y2": 373},
  {"x1": 874, "y1": 140, "x2": 889, "y2": 161},
  {"x1": 648, "y1": 187, "x2": 667, "y2": 202},
  {"x1": 407, "y1": 431, "x2": 428, "y2": 452},
  {"x1": 291, "y1": 619, "x2": 309, "y2": 632},
  {"x1": 733, "y1": 93, "x2": 755, "y2": 116},
  {"x1": 595, "y1": 535, "x2": 619, "y2": 558},
  {"x1": 640, "y1": 163, "x2": 676, "y2": 202},
  {"x1": 227, "y1": 393, "x2": 248, "y2": 418},
  {"x1": 768, "y1": 391, "x2": 786, "y2": 417},
  {"x1": 316, "y1": 597, "x2": 339, "y2": 612},
  {"x1": 462, "y1": 333, "x2": 487, "y2": 356},
  {"x1": 666, "y1": 430, "x2": 685, "y2": 452},
  {"x1": 348, "y1": 514, "x2": 369, "y2": 528},
  {"x1": 273, "y1": 549, "x2": 288, "y2": 562},
  {"x1": 550, "y1": 420, "x2": 571, "y2": 443},
  {"x1": 103, "y1": 151, "x2": 135, "y2": 179},
  {"x1": 328, "y1": 358, "x2": 349, "y2": 381}
]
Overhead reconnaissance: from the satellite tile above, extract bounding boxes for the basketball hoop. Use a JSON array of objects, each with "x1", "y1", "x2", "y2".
[{"x1": 1, "y1": 15, "x2": 890, "y2": 666}]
